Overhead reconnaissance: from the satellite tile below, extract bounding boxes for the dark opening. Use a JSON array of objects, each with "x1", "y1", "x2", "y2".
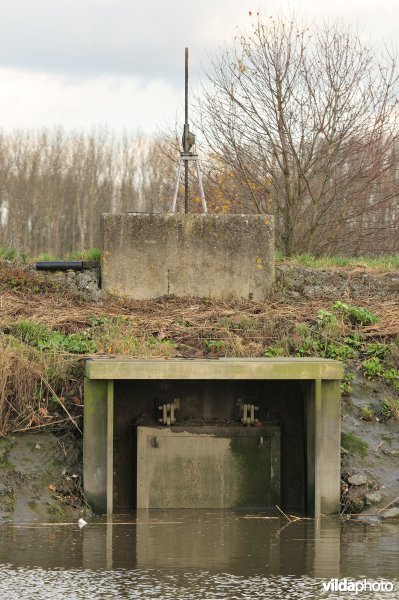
[{"x1": 113, "y1": 379, "x2": 309, "y2": 513}]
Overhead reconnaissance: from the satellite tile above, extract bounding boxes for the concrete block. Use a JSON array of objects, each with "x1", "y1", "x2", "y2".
[
  {"x1": 136, "y1": 425, "x2": 280, "y2": 509},
  {"x1": 101, "y1": 213, "x2": 274, "y2": 300}
]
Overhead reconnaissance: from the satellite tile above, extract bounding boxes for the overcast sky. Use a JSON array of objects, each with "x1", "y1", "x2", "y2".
[{"x1": 0, "y1": 0, "x2": 398, "y2": 133}]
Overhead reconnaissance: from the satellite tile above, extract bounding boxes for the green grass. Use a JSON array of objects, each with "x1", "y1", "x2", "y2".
[
  {"x1": 0, "y1": 247, "x2": 101, "y2": 264},
  {"x1": 277, "y1": 252, "x2": 399, "y2": 270},
  {"x1": 0, "y1": 247, "x2": 27, "y2": 263},
  {"x1": 33, "y1": 248, "x2": 101, "y2": 263},
  {"x1": 65, "y1": 248, "x2": 100, "y2": 262},
  {"x1": 341, "y1": 432, "x2": 369, "y2": 458},
  {"x1": 3, "y1": 246, "x2": 399, "y2": 269},
  {"x1": 10, "y1": 320, "x2": 96, "y2": 354}
]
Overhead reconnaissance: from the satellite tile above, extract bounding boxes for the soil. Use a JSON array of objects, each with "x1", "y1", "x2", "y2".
[
  {"x1": 0, "y1": 432, "x2": 89, "y2": 524},
  {"x1": 341, "y1": 376, "x2": 399, "y2": 515}
]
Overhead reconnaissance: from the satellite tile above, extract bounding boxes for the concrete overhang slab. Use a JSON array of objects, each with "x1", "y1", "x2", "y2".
[{"x1": 85, "y1": 357, "x2": 343, "y2": 381}]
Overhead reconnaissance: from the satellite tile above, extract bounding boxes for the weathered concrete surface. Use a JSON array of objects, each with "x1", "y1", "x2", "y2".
[
  {"x1": 101, "y1": 213, "x2": 274, "y2": 300},
  {"x1": 85, "y1": 357, "x2": 343, "y2": 381},
  {"x1": 136, "y1": 426, "x2": 280, "y2": 509},
  {"x1": 83, "y1": 378, "x2": 109, "y2": 514}
]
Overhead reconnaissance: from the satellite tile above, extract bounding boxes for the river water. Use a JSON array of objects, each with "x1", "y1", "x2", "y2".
[{"x1": 0, "y1": 511, "x2": 397, "y2": 599}]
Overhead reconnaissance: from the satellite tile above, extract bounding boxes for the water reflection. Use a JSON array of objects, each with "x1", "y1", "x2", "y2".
[{"x1": 0, "y1": 511, "x2": 397, "y2": 599}]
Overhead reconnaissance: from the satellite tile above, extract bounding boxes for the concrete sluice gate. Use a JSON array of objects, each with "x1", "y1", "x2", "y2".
[{"x1": 83, "y1": 358, "x2": 343, "y2": 517}]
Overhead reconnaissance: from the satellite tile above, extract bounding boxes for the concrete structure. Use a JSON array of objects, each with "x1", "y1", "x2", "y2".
[
  {"x1": 83, "y1": 358, "x2": 343, "y2": 517},
  {"x1": 101, "y1": 213, "x2": 274, "y2": 300},
  {"x1": 136, "y1": 425, "x2": 280, "y2": 509}
]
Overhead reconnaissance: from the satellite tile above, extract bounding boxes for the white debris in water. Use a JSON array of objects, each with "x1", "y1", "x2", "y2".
[{"x1": 77, "y1": 518, "x2": 87, "y2": 529}]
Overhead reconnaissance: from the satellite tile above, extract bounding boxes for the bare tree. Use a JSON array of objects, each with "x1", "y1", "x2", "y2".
[
  {"x1": 0, "y1": 129, "x2": 174, "y2": 256},
  {"x1": 198, "y1": 13, "x2": 399, "y2": 255}
]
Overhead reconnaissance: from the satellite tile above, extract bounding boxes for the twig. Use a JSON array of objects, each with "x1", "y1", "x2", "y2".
[
  {"x1": 242, "y1": 515, "x2": 279, "y2": 520},
  {"x1": 52, "y1": 433, "x2": 68, "y2": 457},
  {"x1": 13, "y1": 418, "x2": 75, "y2": 433},
  {"x1": 16, "y1": 356, "x2": 82, "y2": 434},
  {"x1": 378, "y1": 495, "x2": 399, "y2": 513},
  {"x1": 276, "y1": 504, "x2": 292, "y2": 522}
]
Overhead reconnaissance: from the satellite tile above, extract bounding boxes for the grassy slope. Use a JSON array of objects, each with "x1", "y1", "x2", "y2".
[
  {"x1": 0, "y1": 256, "x2": 398, "y2": 512},
  {"x1": 276, "y1": 252, "x2": 399, "y2": 270}
]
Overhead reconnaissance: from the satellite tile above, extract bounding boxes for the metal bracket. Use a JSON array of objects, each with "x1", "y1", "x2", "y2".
[
  {"x1": 158, "y1": 398, "x2": 180, "y2": 426},
  {"x1": 239, "y1": 403, "x2": 259, "y2": 426}
]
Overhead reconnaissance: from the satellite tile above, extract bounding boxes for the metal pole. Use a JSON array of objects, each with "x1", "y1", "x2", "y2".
[{"x1": 184, "y1": 47, "x2": 189, "y2": 213}]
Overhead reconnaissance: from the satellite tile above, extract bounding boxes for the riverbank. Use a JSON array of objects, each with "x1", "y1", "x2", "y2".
[{"x1": 0, "y1": 256, "x2": 398, "y2": 520}]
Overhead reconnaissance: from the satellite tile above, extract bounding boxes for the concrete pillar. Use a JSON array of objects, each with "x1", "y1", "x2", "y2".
[
  {"x1": 319, "y1": 380, "x2": 341, "y2": 515},
  {"x1": 83, "y1": 378, "x2": 114, "y2": 514},
  {"x1": 305, "y1": 379, "x2": 341, "y2": 516}
]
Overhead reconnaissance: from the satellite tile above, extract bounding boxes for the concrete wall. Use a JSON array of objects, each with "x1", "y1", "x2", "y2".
[
  {"x1": 101, "y1": 213, "x2": 274, "y2": 300},
  {"x1": 136, "y1": 425, "x2": 280, "y2": 509}
]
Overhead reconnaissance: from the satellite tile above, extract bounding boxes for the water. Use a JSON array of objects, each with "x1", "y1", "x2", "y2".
[{"x1": 0, "y1": 511, "x2": 397, "y2": 599}]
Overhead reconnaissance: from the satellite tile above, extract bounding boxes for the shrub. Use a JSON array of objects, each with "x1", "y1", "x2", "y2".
[
  {"x1": 381, "y1": 397, "x2": 399, "y2": 421},
  {"x1": 362, "y1": 357, "x2": 383, "y2": 379},
  {"x1": 341, "y1": 371, "x2": 354, "y2": 396},
  {"x1": 360, "y1": 406, "x2": 375, "y2": 421},
  {"x1": 333, "y1": 301, "x2": 379, "y2": 325},
  {"x1": 263, "y1": 346, "x2": 285, "y2": 357},
  {"x1": 10, "y1": 320, "x2": 96, "y2": 354}
]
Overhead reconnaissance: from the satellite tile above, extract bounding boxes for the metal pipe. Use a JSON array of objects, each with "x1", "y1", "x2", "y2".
[{"x1": 35, "y1": 261, "x2": 84, "y2": 271}]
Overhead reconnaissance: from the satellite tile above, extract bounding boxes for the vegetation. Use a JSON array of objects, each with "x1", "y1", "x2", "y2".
[
  {"x1": 0, "y1": 129, "x2": 175, "y2": 257},
  {"x1": 199, "y1": 13, "x2": 399, "y2": 256},
  {"x1": 360, "y1": 406, "x2": 376, "y2": 422},
  {"x1": 381, "y1": 397, "x2": 399, "y2": 421},
  {"x1": 341, "y1": 433, "x2": 369, "y2": 458},
  {"x1": 0, "y1": 332, "x2": 82, "y2": 435},
  {"x1": 10, "y1": 320, "x2": 96, "y2": 354},
  {"x1": 280, "y1": 254, "x2": 399, "y2": 271},
  {"x1": 35, "y1": 248, "x2": 101, "y2": 263},
  {"x1": 0, "y1": 254, "x2": 398, "y2": 436}
]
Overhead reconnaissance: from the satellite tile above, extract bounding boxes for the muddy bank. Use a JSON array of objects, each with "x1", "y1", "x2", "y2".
[
  {"x1": 341, "y1": 376, "x2": 399, "y2": 515},
  {"x1": 0, "y1": 432, "x2": 88, "y2": 524}
]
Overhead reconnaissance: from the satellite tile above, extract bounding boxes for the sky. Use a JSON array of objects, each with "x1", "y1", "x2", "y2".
[{"x1": 0, "y1": 0, "x2": 398, "y2": 133}]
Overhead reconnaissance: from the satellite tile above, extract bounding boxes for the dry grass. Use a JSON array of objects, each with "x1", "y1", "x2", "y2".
[
  {"x1": 0, "y1": 262, "x2": 398, "y2": 434},
  {"x1": 0, "y1": 333, "x2": 82, "y2": 436}
]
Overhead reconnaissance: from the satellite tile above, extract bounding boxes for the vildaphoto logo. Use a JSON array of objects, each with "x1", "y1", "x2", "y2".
[{"x1": 322, "y1": 578, "x2": 394, "y2": 594}]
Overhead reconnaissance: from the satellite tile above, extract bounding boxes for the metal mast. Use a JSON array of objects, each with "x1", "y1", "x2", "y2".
[
  {"x1": 184, "y1": 47, "x2": 189, "y2": 213},
  {"x1": 171, "y1": 48, "x2": 207, "y2": 213}
]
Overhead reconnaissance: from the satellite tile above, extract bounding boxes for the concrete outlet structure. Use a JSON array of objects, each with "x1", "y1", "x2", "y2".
[
  {"x1": 101, "y1": 213, "x2": 274, "y2": 300},
  {"x1": 83, "y1": 358, "x2": 343, "y2": 517}
]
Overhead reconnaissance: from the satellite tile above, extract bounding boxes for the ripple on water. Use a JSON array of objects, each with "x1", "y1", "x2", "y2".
[{"x1": 0, "y1": 568, "x2": 398, "y2": 600}]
